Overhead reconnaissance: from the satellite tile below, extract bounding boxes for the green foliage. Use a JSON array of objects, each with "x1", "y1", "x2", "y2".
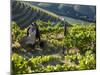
[
  {"x1": 65, "y1": 24, "x2": 96, "y2": 53},
  {"x1": 79, "y1": 50, "x2": 96, "y2": 70},
  {"x1": 11, "y1": 53, "x2": 62, "y2": 73},
  {"x1": 11, "y1": 53, "x2": 32, "y2": 74},
  {"x1": 12, "y1": 22, "x2": 27, "y2": 43},
  {"x1": 64, "y1": 51, "x2": 96, "y2": 70},
  {"x1": 11, "y1": 21, "x2": 96, "y2": 74},
  {"x1": 36, "y1": 20, "x2": 63, "y2": 33}
]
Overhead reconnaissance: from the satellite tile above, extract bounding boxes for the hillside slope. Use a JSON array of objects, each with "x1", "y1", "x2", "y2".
[
  {"x1": 31, "y1": 2, "x2": 96, "y2": 22},
  {"x1": 11, "y1": 1, "x2": 66, "y2": 28}
]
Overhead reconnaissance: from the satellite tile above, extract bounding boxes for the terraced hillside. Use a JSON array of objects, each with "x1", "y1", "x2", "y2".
[
  {"x1": 11, "y1": 1, "x2": 65, "y2": 28},
  {"x1": 31, "y1": 2, "x2": 96, "y2": 22}
]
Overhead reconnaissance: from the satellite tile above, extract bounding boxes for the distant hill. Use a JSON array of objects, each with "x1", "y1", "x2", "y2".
[
  {"x1": 11, "y1": 1, "x2": 67, "y2": 28},
  {"x1": 31, "y1": 2, "x2": 96, "y2": 22},
  {"x1": 11, "y1": 1, "x2": 96, "y2": 28}
]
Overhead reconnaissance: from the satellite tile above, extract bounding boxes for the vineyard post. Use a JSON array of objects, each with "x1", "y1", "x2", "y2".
[{"x1": 60, "y1": 17, "x2": 67, "y2": 57}]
